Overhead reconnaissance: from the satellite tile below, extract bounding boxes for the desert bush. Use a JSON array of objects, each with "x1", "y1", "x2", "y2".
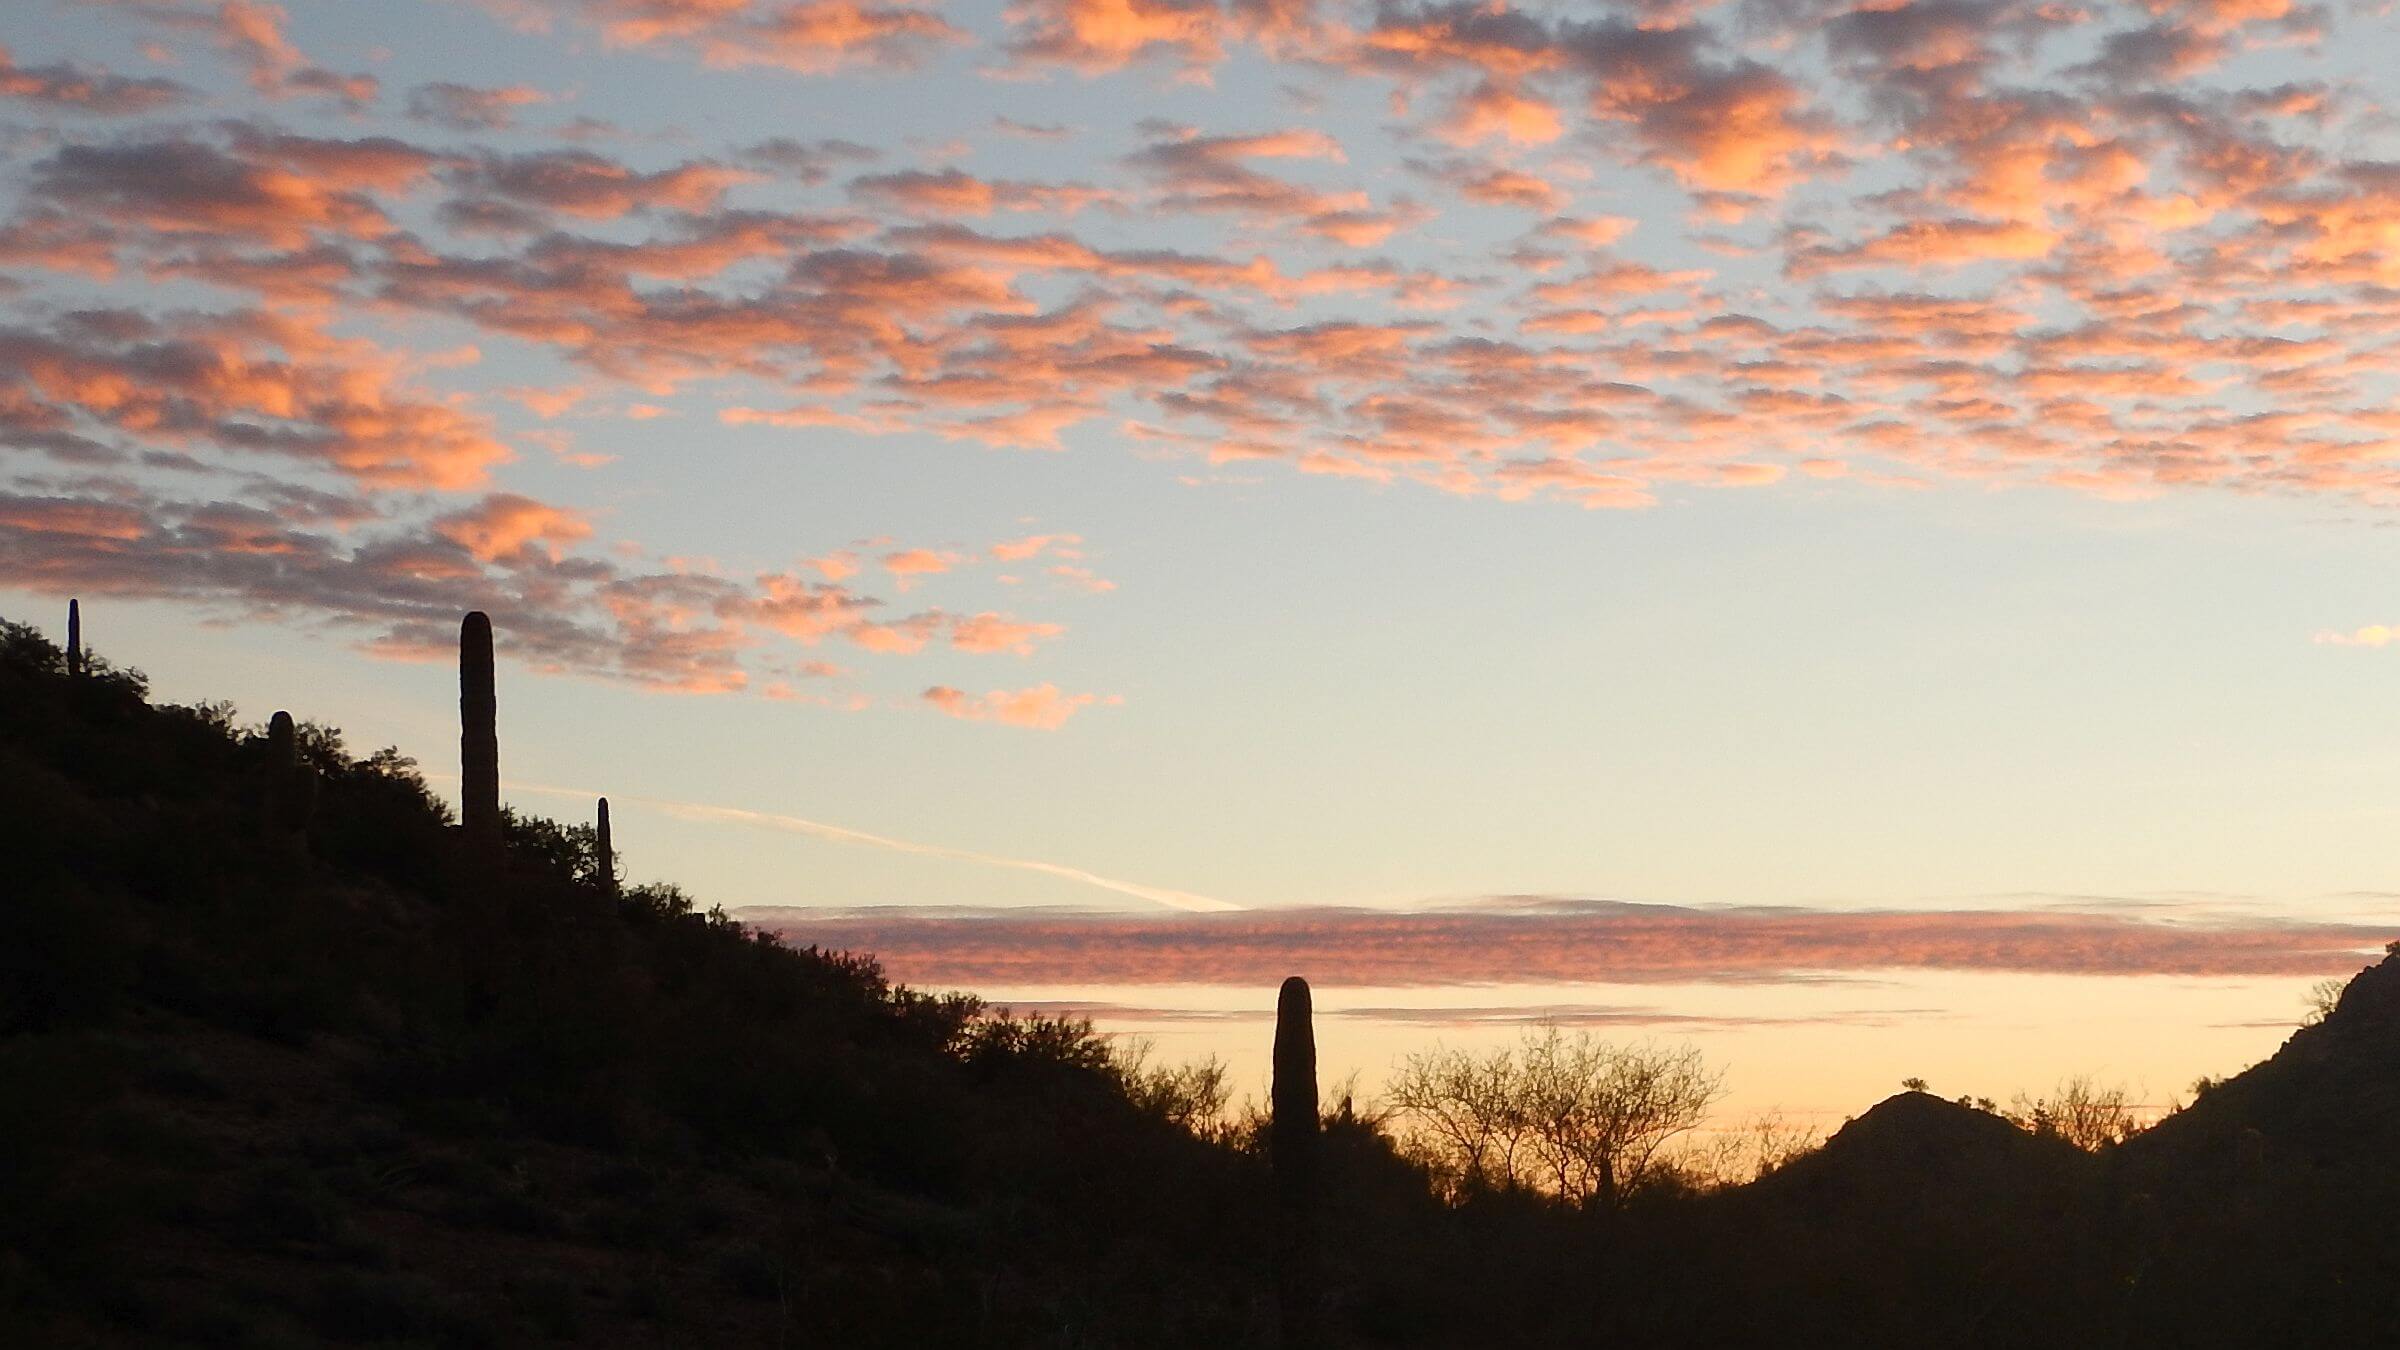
[{"x1": 1387, "y1": 1026, "x2": 1723, "y2": 1207}]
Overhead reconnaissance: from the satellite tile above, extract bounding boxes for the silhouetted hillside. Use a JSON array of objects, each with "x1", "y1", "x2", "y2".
[
  {"x1": 2104, "y1": 945, "x2": 2400, "y2": 1343},
  {"x1": 1654, "y1": 1091, "x2": 2101, "y2": 1347},
  {"x1": 2137, "y1": 948, "x2": 2400, "y2": 1164},
  {"x1": 0, "y1": 617, "x2": 1287, "y2": 1346},
  {"x1": 1759, "y1": 1089, "x2": 2088, "y2": 1202},
  {"x1": 8, "y1": 609, "x2": 2400, "y2": 1348}
]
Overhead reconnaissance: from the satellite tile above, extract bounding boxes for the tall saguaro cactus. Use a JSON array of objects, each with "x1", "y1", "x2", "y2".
[
  {"x1": 1272, "y1": 975, "x2": 1323, "y2": 1348},
  {"x1": 596, "y1": 796, "x2": 617, "y2": 895},
  {"x1": 264, "y1": 710, "x2": 316, "y2": 835},
  {"x1": 459, "y1": 611, "x2": 500, "y2": 843},
  {"x1": 66, "y1": 598, "x2": 82, "y2": 678}
]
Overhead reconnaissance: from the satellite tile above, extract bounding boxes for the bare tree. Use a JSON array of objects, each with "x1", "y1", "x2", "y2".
[
  {"x1": 1383, "y1": 1043, "x2": 1526, "y2": 1190},
  {"x1": 1108, "y1": 1037, "x2": 1233, "y2": 1139},
  {"x1": 1386, "y1": 1027, "x2": 1723, "y2": 1207},
  {"x1": 2302, "y1": 976, "x2": 2347, "y2": 1027},
  {"x1": 2004, "y1": 1074, "x2": 2144, "y2": 1151},
  {"x1": 1733, "y1": 1110, "x2": 1826, "y2": 1183},
  {"x1": 1665, "y1": 1110, "x2": 1826, "y2": 1189}
]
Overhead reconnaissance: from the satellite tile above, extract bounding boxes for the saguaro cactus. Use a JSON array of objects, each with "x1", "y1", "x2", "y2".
[
  {"x1": 596, "y1": 796, "x2": 617, "y2": 895},
  {"x1": 459, "y1": 611, "x2": 500, "y2": 843},
  {"x1": 264, "y1": 710, "x2": 316, "y2": 834},
  {"x1": 66, "y1": 598, "x2": 82, "y2": 677},
  {"x1": 1272, "y1": 975, "x2": 1323, "y2": 1348}
]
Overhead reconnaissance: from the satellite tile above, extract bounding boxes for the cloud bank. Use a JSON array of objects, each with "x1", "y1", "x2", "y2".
[{"x1": 744, "y1": 898, "x2": 2394, "y2": 987}]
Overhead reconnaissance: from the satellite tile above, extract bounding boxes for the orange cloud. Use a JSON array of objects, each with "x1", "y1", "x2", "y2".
[
  {"x1": 431, "y1": 493, "x2": 594, "y2": 563},
  {"x1": 1434, "y1": 80, "x2": 1563, "y2": 145},
  {"x1": 31, "y1": 139, "x2": 409, "y2": 247},
  {"x1": 998, "y1": 0, "x2": 1243, "y2": 73},
  {"x1": 0, "y1": 310, "x2": 512, "y2": 489},
  {"x1": 517, "y1": 0, "x2": 965, "y2": 72},
  {"x1": 992, "y1": 532, "x2": 1083, "y2": 561},
  {"x1": 922, "y1": 681, "x2": 1098, "y2": 728},
  {"x1": 881, "y1": 547, "x2": 959, "y2": 584},
  {"x1": 2313, "y1": 625, "x2": 2400, "y2": 648},
  {"x1": 949, "y1": 612, "x2": 1067, "y2": 654},
  {"x1": 0, "y1": 43, "x2": 191, "y2": 114},
  {"x1": 1788, "y1": 217, "x2": 2059, "y2": 276},
  {"x1": 1458, "y1": 166, "x2": 1567, "y2": 212}
]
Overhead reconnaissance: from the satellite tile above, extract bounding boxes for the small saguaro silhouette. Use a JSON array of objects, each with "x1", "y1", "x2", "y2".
[
  {"x1": 66, "y1": 598, "x2": 82, "y2": 678},
  {"x1": 596, "y1": 796, "x2": 617, "y2": 895},
  {"x1": 1273, "y1": 975, "x2": 1323, "y2": 1348},
  {"x1": 263, "y1": 711, "x2": 316, "y2": 835},
  {"x1": 459, "y1": 612, "x2": 500, "y2": 842}
]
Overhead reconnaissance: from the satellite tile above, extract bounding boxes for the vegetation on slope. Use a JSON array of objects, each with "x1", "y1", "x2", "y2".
[{"x1": 0, "y1": 617, "x2": 1291, "y2": 1346}]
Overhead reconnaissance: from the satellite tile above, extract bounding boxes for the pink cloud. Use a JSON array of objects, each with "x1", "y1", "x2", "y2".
[
  {"x1": 747, "y1": 898, "x2": 2394, "y2": 988},
  {"x1": 922, "y1": 681, "x2": 1099, "y2": 728},
  {"x1": 849, "y1": 168, "x2": 1118, "y2": 217},
  {"x1": 88, "y1": 0, "x2": 378, "y2": 107},
  {"x1": 405, "y1": 81, "x2": 551, "y2": 130},
  {"x1": 501, "y1": 0, "x2": 965, "y2": 72},
  {"x1": 450, "y1": 149, "x2": 755, "y2": 219}
]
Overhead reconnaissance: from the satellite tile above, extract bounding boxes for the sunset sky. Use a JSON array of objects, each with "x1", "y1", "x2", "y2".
[{"x1": 5, "y1": 0, "x2": 2400, "y2": 1124}]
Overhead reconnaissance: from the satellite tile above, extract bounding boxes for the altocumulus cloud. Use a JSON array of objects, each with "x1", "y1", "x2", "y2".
[{"x1": 16, "y1": 0, "x2": 2400, "y2": 718}]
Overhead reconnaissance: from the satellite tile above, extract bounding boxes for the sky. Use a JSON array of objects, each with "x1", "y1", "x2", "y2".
[{"x1": 4, "y1": 0, "x2": 2400, "y2": 1125}]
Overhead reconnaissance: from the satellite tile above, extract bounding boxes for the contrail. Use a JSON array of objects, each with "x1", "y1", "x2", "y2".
[{"x1": 480, "y1": 777, "x2": 1243, "y2": 913}]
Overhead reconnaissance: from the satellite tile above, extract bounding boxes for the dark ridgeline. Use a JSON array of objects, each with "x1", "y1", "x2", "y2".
[
  {"x1": 1273, "y1": 974, "x2": 1323, "y2": 1348},
  {"x1": 65, "y1": 598, "x2": 81, "y2": 678},
  {"x1": 596, "y1": 796, "x2": 617, "y2": 896},
  {"x1": 459, "y1": 611, "x2": 500, "y2": 843}
]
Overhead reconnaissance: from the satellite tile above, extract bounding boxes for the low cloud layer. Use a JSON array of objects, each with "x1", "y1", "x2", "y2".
[
  {"x1": 985, "y1": 998, "x2": 1939, "y2": 1030},
  {"x1": 746, "y1": 898, "x2": 2394, "y2": 988}
]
